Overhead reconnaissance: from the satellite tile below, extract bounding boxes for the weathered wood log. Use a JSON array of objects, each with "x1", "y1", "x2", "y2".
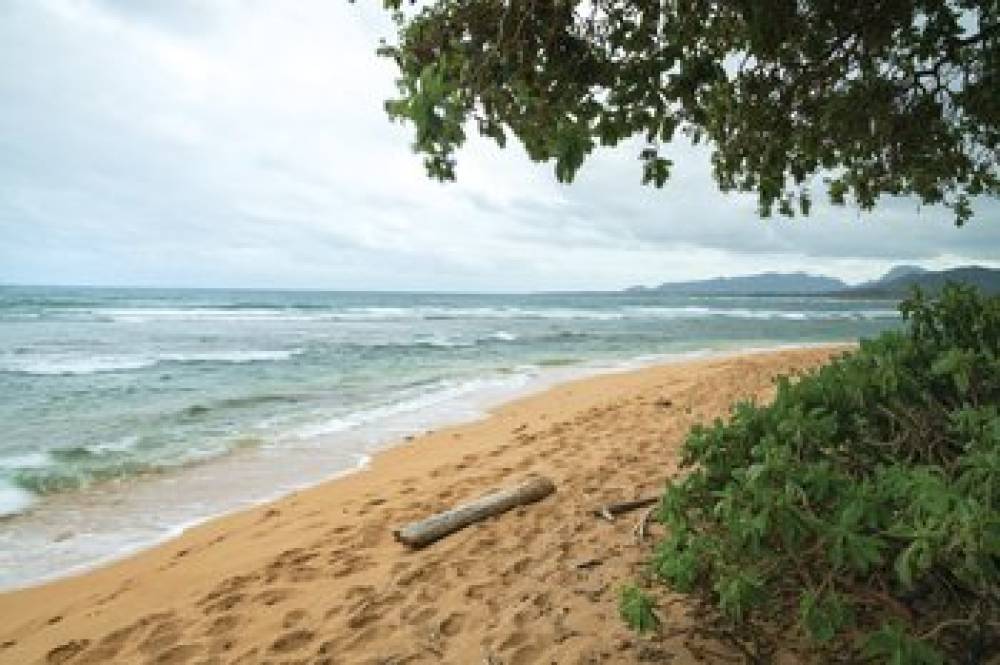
[
  {"x1": 592, "y1": 496, "x2": 659, "y2": 522},
  {"x1": 394, "y1": 476, "x2": 556, "y2": 548}
]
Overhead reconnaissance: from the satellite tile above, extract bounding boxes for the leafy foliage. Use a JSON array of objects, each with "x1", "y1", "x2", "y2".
[
  {"x1": 620, "y1": 584, "x2": 660, "y2": 634},
  {"x1": 376, "y1": 0, "x2": 999, "y2": 223},
  {"x1": 649, "y1": 284, "x2": 999, "y2": 662}
]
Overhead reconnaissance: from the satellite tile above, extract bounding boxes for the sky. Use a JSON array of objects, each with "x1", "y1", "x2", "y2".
[{"x1": 1, "y1": 0, "x2": 997, "y2": 292}]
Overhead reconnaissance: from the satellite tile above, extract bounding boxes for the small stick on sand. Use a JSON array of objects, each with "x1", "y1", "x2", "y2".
[
  {"x1": 633, "y1": 505, "x2": 657, "y2": 543},
  {"x1": 394, "y1": 476, "x2": 556, "y2": 548},
  {"x1": 592, "y1": 496, "x2": 659, "y2": 522}
]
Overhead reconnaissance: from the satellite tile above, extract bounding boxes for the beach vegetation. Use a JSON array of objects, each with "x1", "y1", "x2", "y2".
[
  {"x1": 376, "y1": 0, "x2": 999, "y2": 224},
  {"x1": 632, "y1": 284, "x2": 999, "y2": 662},
  {"x1": 620, "y1": 584, "x2": 660, "y2": 634}
]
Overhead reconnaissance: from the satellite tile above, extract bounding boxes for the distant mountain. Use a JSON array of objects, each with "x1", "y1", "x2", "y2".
[
  {"x1": 850, "y1": 264, "x2": 926, "y2": 292},
  {"x1": 845, "y1": 266, "x2": 1000, "y2": 297},
  {"x1": 628, "y1": 272, "x2": 848, "y2": 295},
  {"x1": 859, "y1": 265, "x2": 927, "y2": 288}
]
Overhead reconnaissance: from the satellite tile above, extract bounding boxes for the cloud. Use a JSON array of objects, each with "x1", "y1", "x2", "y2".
[{"x1": 0, "y1": 0, "x2": 997, "y2": 291}]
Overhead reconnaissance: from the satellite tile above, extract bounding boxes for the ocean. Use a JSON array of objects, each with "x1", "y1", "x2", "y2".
[{"x1": 0, "y1": 285, "x2": 900, "y2": 589}]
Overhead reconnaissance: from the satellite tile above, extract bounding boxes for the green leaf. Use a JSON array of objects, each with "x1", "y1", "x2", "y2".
[
  {"x1": 799, "y1": 590, "x2": 851, "y2": 643},
  {"x1": 619, "y1": 585, "x2": 659, "y2": 634},
  {"x1": 863, "y1": 623, "x2": 944, "y2": 665}
]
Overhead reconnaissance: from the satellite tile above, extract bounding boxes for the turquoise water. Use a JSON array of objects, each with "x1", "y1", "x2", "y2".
[{"x1": 0, "y1": 285, "x2": 900, "y2": 587}]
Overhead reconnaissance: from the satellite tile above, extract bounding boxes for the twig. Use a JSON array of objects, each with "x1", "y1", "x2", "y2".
[
  {"x1": 633, "y1": 505, "x2": 657, "y2": 543},
  {"x1": 592, "y1": 496, "x2": 659, "y2": 522},
  {"x1": 920, "y1": 618, "x2": 1000, "y2": 641}
]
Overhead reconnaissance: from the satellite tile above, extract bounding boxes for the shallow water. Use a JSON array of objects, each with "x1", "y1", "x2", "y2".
[{"x1": 0, "y1": 286, "x2": 900, "y2": 588}]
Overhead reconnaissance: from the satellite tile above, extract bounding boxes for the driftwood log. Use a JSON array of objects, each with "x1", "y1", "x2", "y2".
[{"x1": 394, "y1": 476, "x2": 556, "y2": 548}]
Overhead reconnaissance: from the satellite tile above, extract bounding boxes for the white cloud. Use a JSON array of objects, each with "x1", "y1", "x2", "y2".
[{"x1": 0, "y1": 0, "x2": 997, "y2": 291}]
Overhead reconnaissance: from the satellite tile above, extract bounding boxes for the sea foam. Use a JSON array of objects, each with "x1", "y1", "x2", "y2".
[
  {"x1": 0, "y1": 349, "x2": 302, "y2": 376},
  {"x1": 0, "y1": 480, "x2": 36, "y2": 517}
]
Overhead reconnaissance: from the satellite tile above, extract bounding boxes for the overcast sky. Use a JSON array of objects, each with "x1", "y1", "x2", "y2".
[{"x1": 1, "y1": 0, "x2": 997, "y2": 291}]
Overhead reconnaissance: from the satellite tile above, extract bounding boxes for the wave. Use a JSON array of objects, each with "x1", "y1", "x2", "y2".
[
  {"x1": 358, "y1": 330, "x2": 521, "y2": 350},
  {"x1": 484, "y1": 330, "x2": 518, "y2": 342},
  {"x1": 182, "y1": 393, "x2": 304, "y2": 418},
  {"x1": 0, "y1": 371, "x2": 537, "y2": 515},
  {"x1": 0, "y1": 349, "x2": 303, "y2": 376},
  {"x1": 4, "y1": 435, "x2": 249, "y2": 500},
  {"x1": 159, "y1": 350, "x2": 302, "y2": 363},
  {"x1": 2, "y1": 304, "x2": 901, "y2": 324},
  {"x1": 285, "y1": 374, "x2": 533, "y2": 441},
  {"x1": 0, "y1": 480, "x2": 36, "y2": 518},
  {"x1": 0, "y1": 356, "x2": 159, "y2": 376},
  {"x1": 0, "y1": 452, "x2": 50, "y2": 471},
  {"x1": 0, "y1": 332, "x2": 529, "y2": 376}
]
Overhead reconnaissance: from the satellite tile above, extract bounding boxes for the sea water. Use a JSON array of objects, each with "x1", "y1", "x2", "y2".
[{"x1": 0, "y1": 285, "x2": 900, "y2": 588}]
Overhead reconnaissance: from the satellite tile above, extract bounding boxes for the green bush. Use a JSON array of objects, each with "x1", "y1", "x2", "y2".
[{"x1": 643, "y1": 284, "x2": 999, "y2": 662}]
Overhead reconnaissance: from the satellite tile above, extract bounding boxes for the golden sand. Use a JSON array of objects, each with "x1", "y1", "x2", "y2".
[{"x1": 0, "y1": 345, "x2": 848, "y2": 665}]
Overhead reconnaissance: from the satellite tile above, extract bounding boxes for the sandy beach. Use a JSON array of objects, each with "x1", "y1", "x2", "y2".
[{"x1": 0, "y1": 345, "x2": 849, "y2": 665}]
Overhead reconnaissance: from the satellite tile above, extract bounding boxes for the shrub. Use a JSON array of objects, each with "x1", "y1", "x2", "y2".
[{"x1": 642, "y1": 284, "x2": 999, "y2": 662}]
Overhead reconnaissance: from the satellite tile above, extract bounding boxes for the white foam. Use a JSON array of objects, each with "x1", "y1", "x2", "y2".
[
  {"x1": 0, "y1": 355, "x2": 158, "y2": 376},
  {"x1": 159, "y1": 349, "x2": 302, "y2": 363},
  {"x1": 49, "y1": 304, "x2": 902, "y2": 326},
  {"x1": 83, "y1": 435, "x2": 141, "y2": 455},
  {"x1": 0, "y1": 481, "x2": 35, "y2": 517},
  {"x1": 410, "y1": 336, "x2": 473, "y2": 348},
  {"x1": 286, "y1": 375, "x2": 530, "y2": 441},
  {"x1": 0, "y1": 452, "x2": 51, "y2": 470},
  {"x1": 485, "y1": 330, "x2": 518, "y2": 342},
  {"x1": 0, "y1": 348, "x2": 302, "y2": 376}
]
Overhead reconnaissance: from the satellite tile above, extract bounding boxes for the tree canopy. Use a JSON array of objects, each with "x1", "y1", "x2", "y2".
[{"x1": 376, "y1": 0, "x2": 999, "y2": 224}]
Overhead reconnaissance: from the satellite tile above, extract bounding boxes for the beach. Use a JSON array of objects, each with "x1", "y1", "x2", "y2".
[
  {"x1": 0, "y1": 345, "x2": 848, "y2": 664},
  {"x1": 0, "y1": 286, "x2": 897, "y2": 589}
]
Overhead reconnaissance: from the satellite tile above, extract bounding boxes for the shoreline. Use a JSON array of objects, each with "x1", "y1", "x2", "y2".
[
  {"x1": 0, "y1": 341, "x2": 849, "y2": 594},
  {"x1": 0, "y1": 344, "x2": 851, "y2": 664}
]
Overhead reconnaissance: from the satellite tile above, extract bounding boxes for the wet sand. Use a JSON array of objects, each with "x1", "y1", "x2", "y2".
[{"x1": 0, "y1": 345, "x2": 849, "y2": 664}]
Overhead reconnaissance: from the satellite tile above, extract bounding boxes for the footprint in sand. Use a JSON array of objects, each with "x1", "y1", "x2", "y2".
[
  {"x1": 207, "y1": 635, "x2": 237, "y2": 657},
  {"x1": 315, "y1": 639, "x2": 338, "y2": 660},
  {"x1": 269, "y1": 629, "x2": 315, "y2": 654},
  {"x1": 439, "y1": 612, "x2": 465, "y2": 637},
  {"x1": 407, "y1": 605, "x2": 438, "y2": 625},
  {"x1": 344, "y1": 584, "x2": 375, "y2": 601},
  {"x1": 346, "y1": 607, "x2": 379, "y2": 630},
  {"x1": 344, "y1": 625, "x2": 381, "y2": 650},
  {"x1": 73, "y1": 621, "x2": 145, "y2": 664},
  {"x1": 137, "y1": 618, "x2": 183, "y2": 655},
  {"x1": 204, "y1": 613, "x2": 240, "y2": 635},
  {"x1": 46, "y1": 640, "x2": 90, "y2": 665},
  {"x1": 463, "y1": 582, "x2": 489, "y2": 600},
  {"x1": 254, "y1": 587, "x2": 295, "y2": 607},
  {"x1": 149, "y1": 643, "x2": 202, "y2": 665},
  {"x1": 282, "y1": 608, "x2": 309, "y2": 628},
  {"x1": 202, "y1": 593, "x2": 245, "y2": 615},
  {"x1": 508, "y1": 642, "x2": 545, "y2": 665},
  {"x1": 198, "y1": 574, "x2": 257, "y2": 607}
]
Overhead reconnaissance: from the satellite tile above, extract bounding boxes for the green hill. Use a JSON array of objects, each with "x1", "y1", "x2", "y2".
[
  {"x1": 845, "y1": 266, "x2": 1000, "y2": 297},
  {"x1": 627, "y1": 272, "x2": 847, "y2": 295}
]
